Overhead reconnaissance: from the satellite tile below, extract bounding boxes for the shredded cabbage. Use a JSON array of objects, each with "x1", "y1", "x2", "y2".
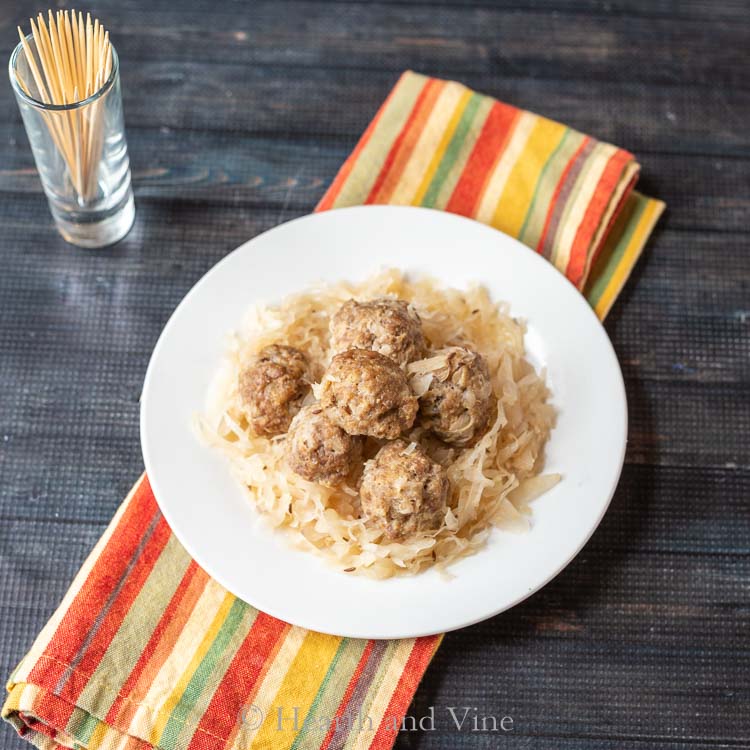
[{"x1": 196, "y1": 269, "x2": 559, "y2": 578}]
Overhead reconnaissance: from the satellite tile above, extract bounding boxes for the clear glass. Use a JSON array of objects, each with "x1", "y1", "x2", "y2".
[{"x1": 9, "y1": 36, "x2": 135, "y2": 248}]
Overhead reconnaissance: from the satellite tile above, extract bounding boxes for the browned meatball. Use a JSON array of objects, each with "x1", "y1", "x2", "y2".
[
  {"x1": 414, "y1": 346, "x2": 493, "y2": 447},
  {"x1": 285, "y1": 404, "x2": 363, "y2": 486},
  {"x1": 238, "y1": 344, "x2": 309, "y2": 436},
  {"x1": 330, "y1": 298, "x2": 427, "y2": 365},
  {"x1": 359, "y1": 440, "x2": 449, "y2": 539},
  {"x1": 320, "y1": 349, "x2": 418, "y2": 439}
]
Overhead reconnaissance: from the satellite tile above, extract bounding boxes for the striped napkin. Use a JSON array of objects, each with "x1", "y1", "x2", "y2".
[{"x1": 3, "y1": 71, "x2": 663, "y2": 750}]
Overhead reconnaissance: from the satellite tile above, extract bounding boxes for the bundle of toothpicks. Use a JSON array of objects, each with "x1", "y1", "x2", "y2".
[{"x1": 16, "y1": 11, "x2": 112, "y2": 201}]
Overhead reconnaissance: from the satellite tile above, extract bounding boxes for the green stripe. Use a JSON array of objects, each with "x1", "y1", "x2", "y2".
[
  {"x1": 157, "y1": 598, "x2": 250, "y2": 750},
  {"x1": 171, "y1": 605, "x2": 261, "y2": 750},
  {"x1": 333, "y1": 73, "x2": 427, "y2": 208},
  {"x1": 585, "y1": 193, "x2": 646, "y2": 308},
  {"x1": 66, "y1": 709, "x2": 100, "y2": 746},
  {"x1": 517, "y1": 128, "x2": 574, "y2": 246},
  {"x1": 420, "y1": 93, "x2": 483, "y2": 208},
  {"x1": 289, "y1": 639, "x2": 366, "y2": 749},
  {"x1": 431, "y1": 96, "x2": 494, "y2": 210},
  {"x1": 76, "y1": 535, "x2": 193, "y2": 720}
]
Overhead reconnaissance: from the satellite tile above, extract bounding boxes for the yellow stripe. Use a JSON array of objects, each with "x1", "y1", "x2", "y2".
[
  {"x1": 125, "y1": 578, "x2": 226, "y2": 740},
  {"x1": 410, "y1": 87, "x2": 473, "y2": 206},
  {"x1": 250, "y1": 631, "x2": 342, "y2": 749},
  {"x1": 594, "y1": 199, "x2": 664, "y2": 319},
  {"x1": 431, "y1": 95, "x2": 495, "y2": 209},
  {"x1": 331, "y1": 73, "x2": 426, "y2": 209},
  {"x1": 148, "y1": 591, "x2": 236, "y2": 745},
  {"x1": 551, "y1": 142, "x2": 616, "y2": 275},
  {"x1": 491, "y1": 117, "x2": 568, "y2": 237},
  {"x1": 389, "y1": 82, "x2": 465, "y2": 205},
  {"x1": 3, "y1": 683, "x2": 24, "y2": 713},
  {"x1": 85, "y1": 719, "x2": 110, "y2": 750},
  {"x1": 475, "y1": 111, "x2": 536, "y2": 224},
  {"x1": 230, "y1": 626, "x2": 307, "y2": 750}
]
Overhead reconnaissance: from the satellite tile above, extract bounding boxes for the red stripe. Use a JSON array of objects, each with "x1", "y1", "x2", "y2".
[
  {"x1": 588, "y1": 171, "x2": 639, "y2": 271},
  {"x1": 317, "y1": 641, "x2": 375, "y2": 750},
  {"x1": 364, "y1": 78, "x2": 436, "y2": 204},
  {"x1": 367, "y1": 636, "x2": 441, "y2": 750},
  {"x1": 445, "y1": 101, "x2": 520, "y2": 217},
  {"x1": 316, "y1": 72, "x2": 411, "y2": 212},
  {"x1": 565, "y1": 148, "x2": 633, "y2": 288},
  {"x1": 185, "y1": 613, "x2": 290, "y2": 750},
  {"x1": 59, "y1": 514, "x2": 173, "y2": 706},
  {"x1": 26, "y1": 477, "x2": 159, "y2": 689},
  {"x1": 105, "y1": 559, "x2": 208, "y2": 726},
  {"x1": 19, "y1": 692, "x2": 152, "y2": 750},
  {"x1": 534, "y1": 136, "x2": 591, "y2": 255}
]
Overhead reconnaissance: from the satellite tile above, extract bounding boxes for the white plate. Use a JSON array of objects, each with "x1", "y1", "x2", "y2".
[{"x1": 141, "y1": 206, "x2": 627, "y2": 640}]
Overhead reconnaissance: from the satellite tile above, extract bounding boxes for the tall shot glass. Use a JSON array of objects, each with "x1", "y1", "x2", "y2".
[{"x1": 9, "y1": 35, "x2": 135, "y2": 248}]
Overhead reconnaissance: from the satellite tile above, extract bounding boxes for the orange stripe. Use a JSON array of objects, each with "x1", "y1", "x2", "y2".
[
  {"x1": 113, "y1": 569, "x2": 212, "y2": 730},
  {"x1": 365, "y1": 78, "x2": 442, "y2": 204},
  {"x1": 27, "y1": 478, "x2": 161, "y2": 689},
  {"x1": 565, "y1": 148, "x2": 632, "y2": 287},
  {"x1": 21, "y1": 692, "x2": 77, "y2": 744},
  {"x1": 316, "y1": 73, "x2": 410, "y2": 212},
  {"x1": 60, "y1": 516, "x2": 173, "y2": 706},
  {"x1": 367, "y1": 636, "x2": 441, "y2": 750},
  {"x1": 589, "y1": 171, "x2": 640, "y2": 271},
  {"x1": 534, "y1": 136, "x2": 590, "y2": 255},
  {"x1": 105, "y1": 560, "x2": 210, "y2": 728},
  {"x1": 445, "y1": 101, "x2": 521, "y2": 217}
]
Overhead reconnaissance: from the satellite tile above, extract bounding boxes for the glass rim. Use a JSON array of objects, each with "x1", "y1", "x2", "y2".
[{"x1": 8, "y1": 33, "x2": 119, "y2": 112}]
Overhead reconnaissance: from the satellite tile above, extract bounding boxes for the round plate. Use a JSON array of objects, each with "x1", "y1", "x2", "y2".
[{"x1": 141, "y1": 206, "x2": 626, "y2": 640}]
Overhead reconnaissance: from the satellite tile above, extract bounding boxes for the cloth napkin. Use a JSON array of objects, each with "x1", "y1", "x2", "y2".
[{"x1": 3, "y1": 71, "x2": 664, "y2": 750}]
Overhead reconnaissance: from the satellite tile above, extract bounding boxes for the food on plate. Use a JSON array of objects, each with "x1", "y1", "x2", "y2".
[
  {"x1": 319, "y1": 349, "x2": 418, "y2": 439},
  {"x1": 329, "y1": 297, "x2": 427, "y2": 365},
  {"x1": 238, "y1": 344, "x2": 309, "y2": 436},
  {"x1": 285, "y1": 404, "x2": 363, "y2": 486},
  {"x1": 360, "y1": 440, "x2": 449, "y2": 540},
  {"x1": 411, "y1": 346, "x2": 493, "y2": 447},
  {"x1": 198, "y1": 269, "x2": 558, "y2": 578}
]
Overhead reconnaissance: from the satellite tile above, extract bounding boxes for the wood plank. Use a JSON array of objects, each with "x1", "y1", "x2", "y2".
[
  {"x1": 32, "y1": 0, "x2": 750, "y2": 24},
  {"x1": 5, "y1": 3, "x2": 748, "y2": 91},
  {"x1": 2, "y1": 61, "x2": 748, "y2": 158},
  {"x1": 1, "y1": 125, "x2": 748, "y2": 235}
]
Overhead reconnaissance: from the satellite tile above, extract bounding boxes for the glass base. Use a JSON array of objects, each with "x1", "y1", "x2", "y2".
[{"x1": 52, "y1": 190, "x2": 135, "y2": 249}]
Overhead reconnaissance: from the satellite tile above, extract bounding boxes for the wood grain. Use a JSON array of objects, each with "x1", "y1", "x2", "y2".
[{"x1": 0, "y1": 1, "x2": 748, "y2": 749}]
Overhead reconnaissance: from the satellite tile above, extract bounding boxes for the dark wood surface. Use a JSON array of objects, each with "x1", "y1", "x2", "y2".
[{"x1": 1, "y1": 1, "x2": 748, "y2": 748}]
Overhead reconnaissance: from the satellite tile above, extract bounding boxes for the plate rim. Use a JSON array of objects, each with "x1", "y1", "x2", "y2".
[{"x1": 140, "y1": 204, "x2": 628, "y2": 639}]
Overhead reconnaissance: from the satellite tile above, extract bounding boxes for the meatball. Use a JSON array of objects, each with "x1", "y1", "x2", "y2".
[
  {"x1": 238, "y1": 344, "x2": 309, "y2": 436},
  {"x1": 415, "y1": 346, "x2": 493, "y2": 447},
  {"x1": 330, "y1": 298, "x2": 427, "y2": 365},
  {"x1": 285, "y1": 405, "x2": 362, "y2": 486},
  {"x1": 359, "y1": 440, "x2": 449, "y2": 539},
  {"x1": 320, "y1": 349, "x2": 418, "y2": 439}
]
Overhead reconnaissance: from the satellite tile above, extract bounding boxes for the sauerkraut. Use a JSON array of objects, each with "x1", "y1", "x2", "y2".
[{"x1": 196, "y1": 269, "x2": 559, "y2": 578}]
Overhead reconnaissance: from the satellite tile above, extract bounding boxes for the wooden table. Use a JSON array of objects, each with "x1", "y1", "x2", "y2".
[{"x1": 1, "y1": 2, "x2": 748, "y2": 748}]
